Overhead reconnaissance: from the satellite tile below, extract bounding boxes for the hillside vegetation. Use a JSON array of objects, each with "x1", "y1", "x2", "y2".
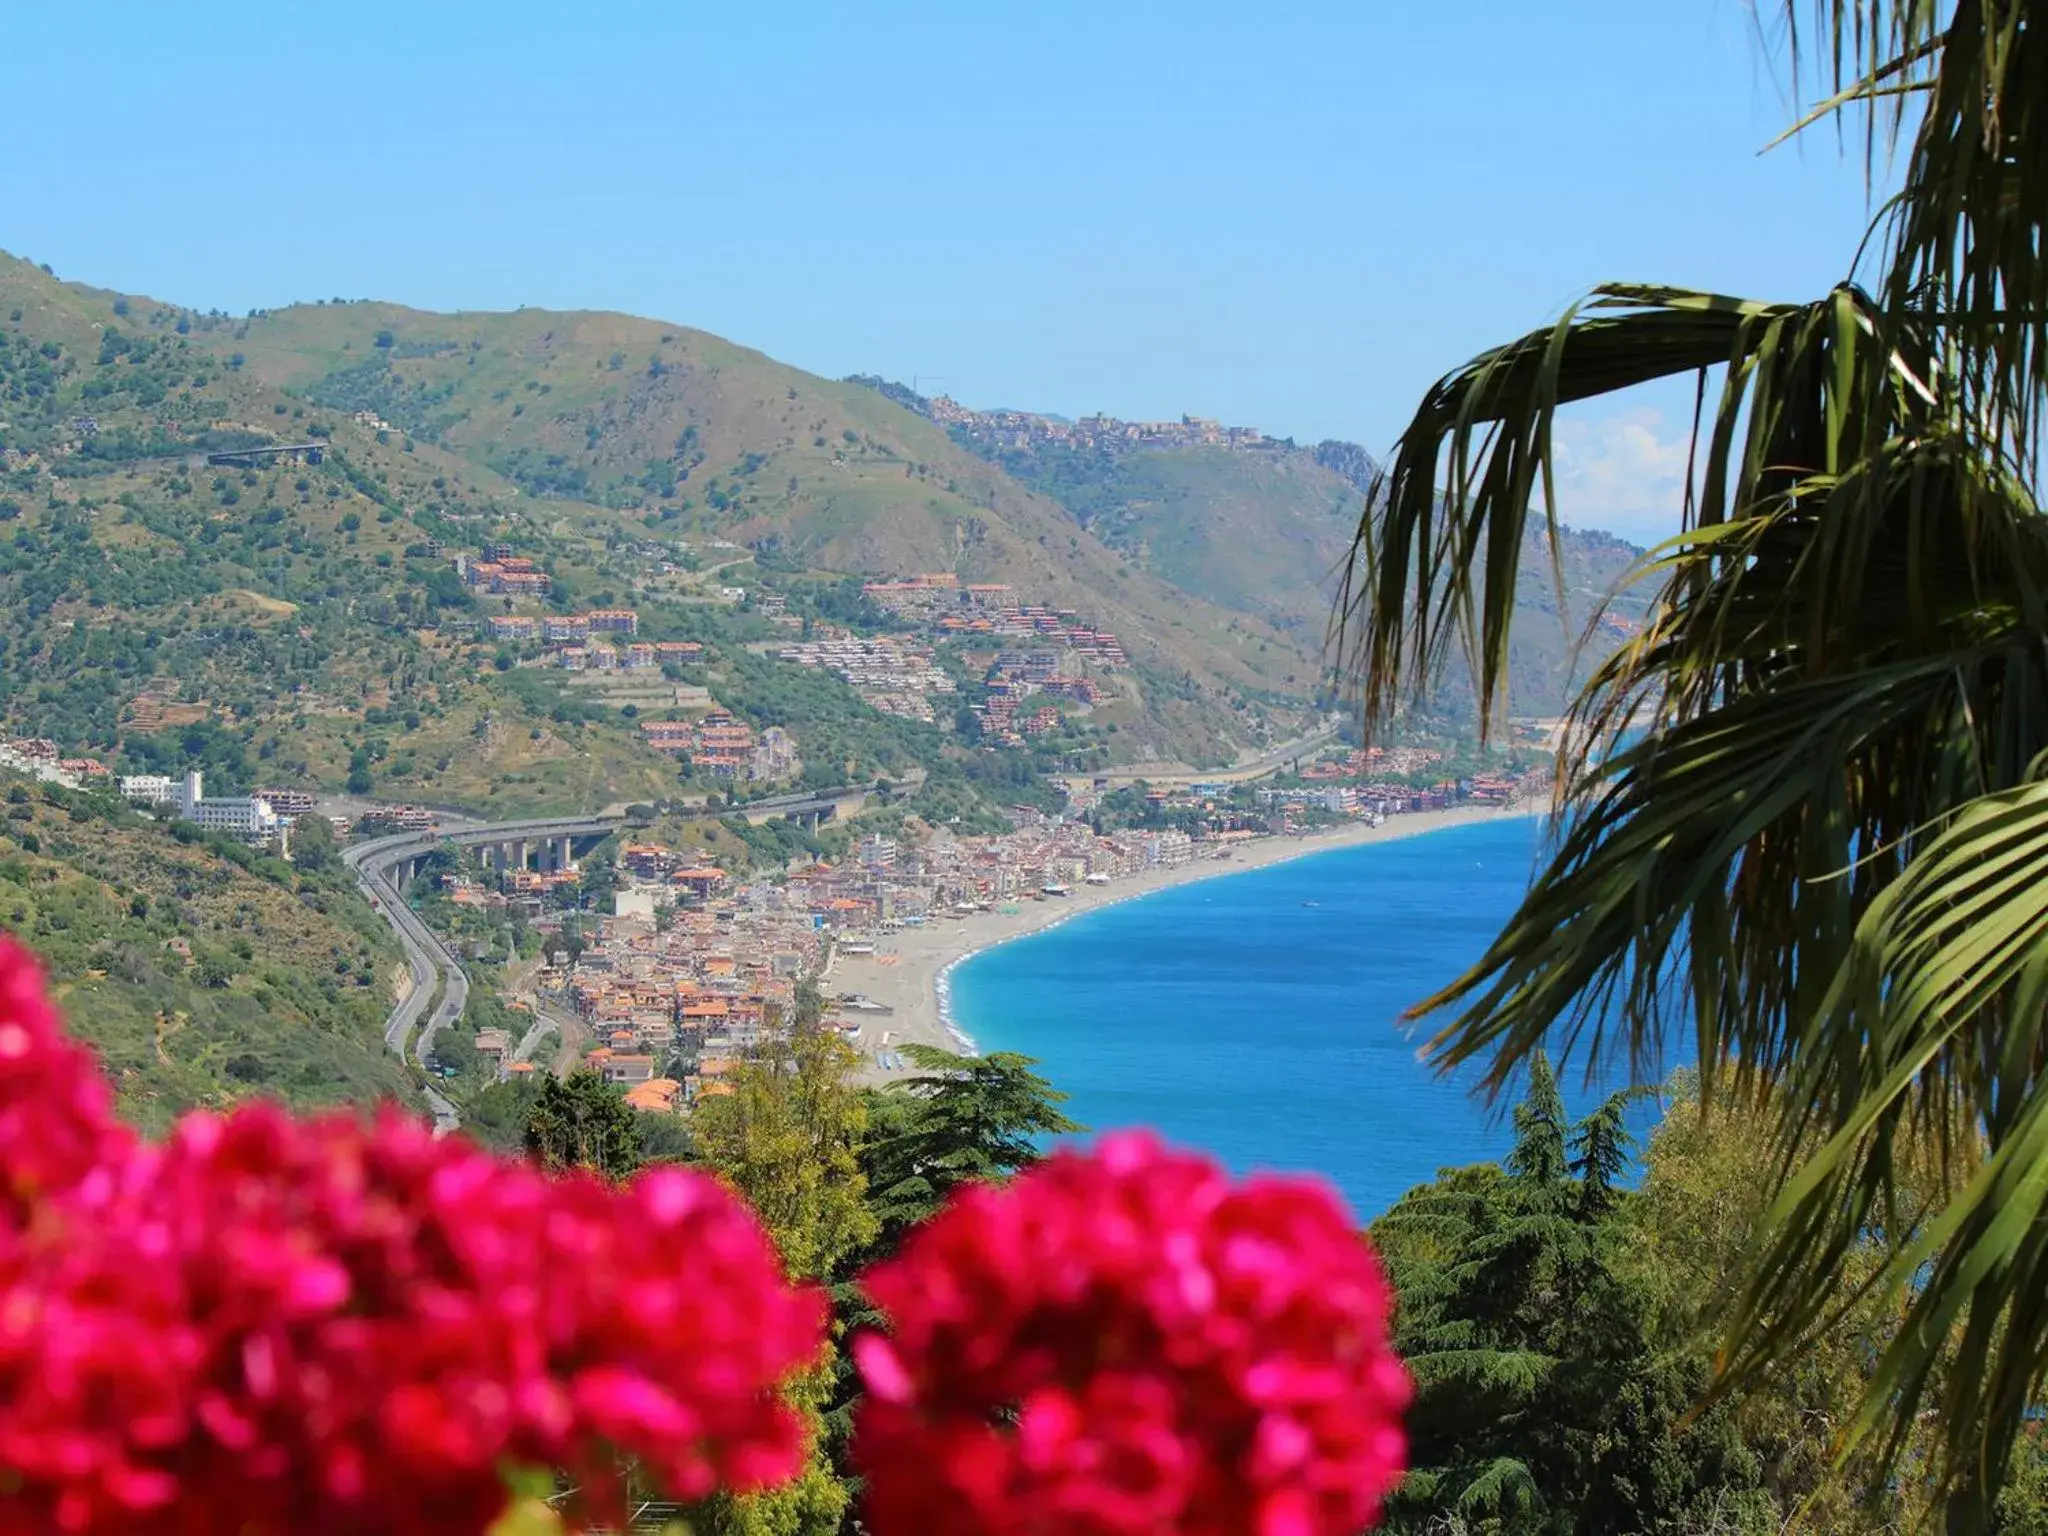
[
  {"x1": 0, "y1": 250, "x2": 1651, "y2": 823},
  {"x1": 900, "y1": 390, "x2": 1651, "y2": 719},
  {"x1": 0, "y1": 771, "x2": 411, "y2": 1129},
  {"x1": 211, "y1": 294, "x2": 1319, "y2": 747},
  {"x1": 0, "y1": 252, "x2": 1328, "y2": 799}
]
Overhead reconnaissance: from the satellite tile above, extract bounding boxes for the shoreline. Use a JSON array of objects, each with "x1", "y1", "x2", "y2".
[{"x1": 829, "y1": 801, "x2": 1540, "y2": 1078}]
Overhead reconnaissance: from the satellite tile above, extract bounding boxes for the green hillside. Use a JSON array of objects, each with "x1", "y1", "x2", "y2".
[
  {"x1": 208, "y1": 294, "x2": 1322, "y2": 745},
  {"x1": 0, "y1": 256, "x2": 1221, "y2": 815},
  {"x1": 923, "y1": 409, "x2": 1650, "y2": 719},
  {"x1": 0, "y1": 251, "x2": 1349, "y2": 793},
  {"x1": 0, "y1": 250, "x2": 1648, "y2": 819},
  {"x1": 0, "y1": 771, "x2": 411, "y2": 1130}
]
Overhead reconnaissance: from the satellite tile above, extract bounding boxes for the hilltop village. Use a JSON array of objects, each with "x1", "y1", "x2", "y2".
[{"x1": 924, "y1": 396, "x2": 1276, "y2": 455}]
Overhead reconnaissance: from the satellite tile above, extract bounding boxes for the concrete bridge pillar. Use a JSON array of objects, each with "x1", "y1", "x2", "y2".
[
  {"x1": 515, "y1": 839, "x2": 530, "y2": 871},
  {"x1": 559, "y1": 836, "x2": 575, "y2": 870}
]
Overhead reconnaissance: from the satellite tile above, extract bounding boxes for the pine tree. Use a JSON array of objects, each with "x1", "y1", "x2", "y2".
[
  {"x1": 1504, "y1": 1052, "x2": 1567, "y2": 1191},
  {"x1": 1569, "y1": 1088, "x2": 1636, "y2": 1218},
  {"x1": 1374, "y1": 1057, "x2": 1754, "y2": 1533},
  {"x1": 520, "y1": 1068, "x2": 642, "y2": 1180},
  {"x1": 859, "y1": 1044, "x2": 1081, "y2": 1250}
]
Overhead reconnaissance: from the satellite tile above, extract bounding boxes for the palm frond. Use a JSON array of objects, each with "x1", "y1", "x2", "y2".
[
  {"x1": 1719, "y1": 780, "x2": 2048, "y2": 1522},
  {"x1": 1336, "y1": 283, "x2": 1947, "y2": 740},
  {"x1": 1776, "y1": 2, "x2": 2048, "y2": 471},
  {"x1": 1340, "y1": 8, "x2": 2048, "y2": 1513},
  {"x1": 1341, "y1": 256, "x2": 2048, "y2": 1512},
  {"x1": 1420, "y1": 640, "x2": 2044, "y2": 1099}
]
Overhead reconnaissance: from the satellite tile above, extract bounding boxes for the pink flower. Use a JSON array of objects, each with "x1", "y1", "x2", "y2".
[
  {"x1": 0, "y1": 934, "x2": 1414, "y2": 1536},
  {"x1": 0, "y1": 937, "x2": 129, "y2": 1227},
  {"x1": 0, "y1": 940, "x2": 826, "y2": 1534},
  {"x1": 851, "y1": 1133, "x2": 1410, "y2": 1536}
]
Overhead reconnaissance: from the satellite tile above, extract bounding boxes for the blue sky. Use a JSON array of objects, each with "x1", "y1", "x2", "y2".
[{"x1": 4, "y1": 2, "x2": 1883, "y2": 541}]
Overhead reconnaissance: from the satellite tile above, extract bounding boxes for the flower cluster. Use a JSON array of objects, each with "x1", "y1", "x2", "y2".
[
  {"x1": 0, "y1": 938, "x2": 825, "y2": 1535},
  {"x1": 851, "y1": 1132, "x2": 1410, "y2": 1536},
  {"x1": 0, "y1": 932, "x2": 130, "y2": 1227},
  {"x1": 0, "y1": 932, "x2": 1411, "y2": 1534}
]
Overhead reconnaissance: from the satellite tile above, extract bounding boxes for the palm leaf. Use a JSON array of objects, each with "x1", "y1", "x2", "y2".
[
  {"x1": 1338, "y1": 6, "x2": 2048, "y2": 1514},
  {"x1": 1335, "y1": 283, "x2": 1949, "y2": 740},
  {"x1": 1720, "y1": 781, "x2": 2048, "y2": 1524},
  {"x1": 1776, "y1": 1, "x2": 2048, "y2": 470},
  {"x1": 1340, "y1": 246, "x2": 2048, "y2": 1524}
]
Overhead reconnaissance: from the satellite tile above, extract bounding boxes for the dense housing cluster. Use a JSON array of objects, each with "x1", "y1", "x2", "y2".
[
  {"x1": 639, "y1": 713, "x2": 797, "y2": 782},
  {"x1": 926, "y1": 397, "x2": 1272, "y2": 454}
]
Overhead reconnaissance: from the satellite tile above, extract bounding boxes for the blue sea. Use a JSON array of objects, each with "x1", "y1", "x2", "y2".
[{"x1": 949, "y1": 816, "x2": 1669, "y2": 1220}]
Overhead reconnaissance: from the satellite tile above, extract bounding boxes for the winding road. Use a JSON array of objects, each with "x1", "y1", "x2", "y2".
[
  {"x1": 341, "y1": 780, "x2": 924, "y2": 1134},
  {"x1": 344, "y1": 814, "x2": 627, "y2": 1136}
]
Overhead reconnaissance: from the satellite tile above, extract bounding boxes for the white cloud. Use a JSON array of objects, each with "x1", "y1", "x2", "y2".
[{"x1": 1548, "y1": 406, "x2": 1691, "y2": 547}]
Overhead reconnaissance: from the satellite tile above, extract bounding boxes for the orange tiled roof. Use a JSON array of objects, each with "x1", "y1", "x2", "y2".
[{"x1": 625, "y1": 1078, "x2": 682, "y2": 1111}]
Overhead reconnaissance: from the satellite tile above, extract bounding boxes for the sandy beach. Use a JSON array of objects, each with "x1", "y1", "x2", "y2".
[{"x1": 828, "y1": 801, "x2": 1539, "y2": 1078}]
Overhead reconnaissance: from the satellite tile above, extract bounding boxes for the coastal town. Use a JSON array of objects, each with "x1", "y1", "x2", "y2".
[
  {"x1": 0, "y1": 490, "x2": 1539, "y2": 1152},
  {"x1": 397, "y1": 749, "x2": 1540, "y2": 1132}
]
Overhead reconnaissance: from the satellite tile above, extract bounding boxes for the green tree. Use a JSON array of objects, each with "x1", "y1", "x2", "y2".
[
  {"x1": 695, "y1": 1025, "x2": 875, "y2": 1281},
  {"x1": 461, "y1": 1074, "x2": 543, "y2": 1155},
  {"x1": 1627, "y1": 1073, "x2": 1944, "y2": 1533},
  {"x1": 1503, "y1": 1051, "x2": 1567, "y2": 1190},
  {"x1": 691, "y1": 1025, "x2": 874, "y2": 1536},
  {"x1": 429, "y1": 1026, "x2": 479, "y2": 1080},
  {"x1": 572, "y1": 852, "x2": 619, "y2": 910},
  {"x1": 859, "y1": 1043, "x2": 1081, "y2": 1249},
  {"x1": 521, "y1": 1068, "x2": 642, "y2": 1180},
  {"x1": 1568, "y1": 1087, "x2": 1635, "y2": 1219},
  {"x1": 635, "y1": 1112, "x2": 694, "y2": 1164},
  {"x1": 1375, "y1": 1059, "x2": 1762, "y2": 1534},
  {"x1": 289, "y1": 810, "x2": 338, "y2": 875},
  {"x1": 1343, "y1": 5, "x2": 2048, "y2": 1518}
]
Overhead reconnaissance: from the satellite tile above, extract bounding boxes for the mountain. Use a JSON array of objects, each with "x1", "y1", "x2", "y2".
[
  {"x1": 0, "y1": 769, "x2": 410, "y2": 1129},
  {"x1": 208, "y1": 294, "x2": 1321, "y2": 740},
  {"x1": 0, "y1": 250, "x2": 1647, "y2": 831},
  {"x1": 863, "y1": 385, "x2": 1652, "y2": 720}
]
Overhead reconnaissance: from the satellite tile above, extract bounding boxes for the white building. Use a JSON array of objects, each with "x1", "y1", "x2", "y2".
[
  {"x1": 190, "y1": 795, "x2": 286, "y2": 849},
  {"x1": 254, "y1": 788, "x2": 316, "y2": 818},
  {"x1": 1, "y1": 743, "x2": 83, "y2": 790},
  {"x1": 118, "y1": 774, "x2": 177, "y2": 808},
  {"x1": 614, "y1": 887, "x2": 660, "y2": 922},
  {"x1": 126, "y1": 770, "x2": 289, "y2": 854},
  {"x1": 1147, "y1": 830, "x2": 1195, "y2": 868}
]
